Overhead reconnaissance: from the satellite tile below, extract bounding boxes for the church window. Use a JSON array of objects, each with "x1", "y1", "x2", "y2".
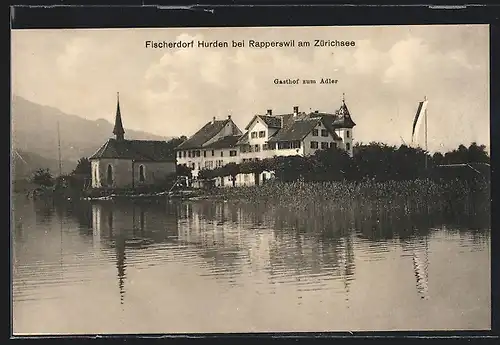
[
  {"x1": 346, "y1": 130, "x2": 350, "y2": 138},
  {"x1": 106, "y1": 164, "x2": 113, "y2": 186},
  {"x1": 346, "y1": 143, "x2": 351, "y2": 151},
  {"x1": 139, "y1": 165, "x2": 146, "y2": 182}
]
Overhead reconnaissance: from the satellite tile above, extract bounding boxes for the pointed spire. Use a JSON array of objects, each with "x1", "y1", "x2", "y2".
[
  {"x1": 338, "y1": 92, "x2": 350, "y2": 117},
  {"x1": 113, "y1": 92, "x2": 125, "y2": 141}
]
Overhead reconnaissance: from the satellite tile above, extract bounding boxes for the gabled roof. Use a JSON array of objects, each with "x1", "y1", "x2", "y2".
[
  {"x1": 89, "y1": 139, "x2": 175, "y2": 162},
  {"x1": 236, "y1": 132, "x2": 249, "y2": 145},
  {"x1": 203, "y1": 135, "x2": 241, "y2": 149},
  {"x1": 268, "y1": 118, "x2": 320, "y2": 142},
  {"x1": 245, "y1": 115, "x2": 283, "y2": 130},
  {"x1": 175, "y1": 119, "x2": 232, "y2": 150},
  {"x1": 267, "y1": 115, "x2": 342, "y2": 143},
  {"x1": 259, "y1": 115, "x2": 283, "y2": 128}
]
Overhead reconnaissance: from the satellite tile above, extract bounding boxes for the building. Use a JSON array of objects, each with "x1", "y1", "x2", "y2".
[
  {"x1": 175, "y1": 115, "x2": 243, "y2": 177},
  {"x1": 89, "y1": 93, "x2": 176, "y2": 189},
  {"x1": 174, "y1": 95, "x2": 356, "y2": 186}
]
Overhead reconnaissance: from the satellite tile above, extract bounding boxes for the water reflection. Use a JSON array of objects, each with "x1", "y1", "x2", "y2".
[
  {"x1": 64, "y1": 198, "x2": 489, "y2": 303},
  {"x1": 12, "y1": 194, "x2": 491, "y2": 333}
]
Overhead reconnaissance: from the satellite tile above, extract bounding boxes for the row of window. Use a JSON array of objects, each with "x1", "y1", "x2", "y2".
[
  {"x1": 309, "y1": 141, "x2": 347, "y2": 150},
  {"x1": 250, "y1": 130, "x2": 266, "y2": 139},
  {"x1": 179, "y1": 141, "x2": 352, "y2": 161},
  {"x1": 309, "y1": 141, "x2": 350, "y2": 150},
  {"x1": 93, "y1": 164, "x2": 146, "y2": 185},
  {"x1": 240, "y1": 141, "x2": 302, "y2": 152},
  {"x1": 312, "y1": 129, "x2": 329, "y2": 137},
  {"x1": 241, "y1": 158, "x2": 260, "y2": 163},
  {"x1": 185, "y1": 160, "x2": 227, "y2": 170},
  {"x1": 178, "y1": 149, "x2": 237, "y2": 158},
  {"x1": 311, "y1": 129, "x2": 350, "y2": 138}
]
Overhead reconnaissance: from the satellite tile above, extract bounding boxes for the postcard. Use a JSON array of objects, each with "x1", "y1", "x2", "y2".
[{"x1": 11, "y1": 24, "x2": 490, "y2": 335}]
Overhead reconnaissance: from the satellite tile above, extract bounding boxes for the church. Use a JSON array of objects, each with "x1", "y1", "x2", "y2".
[{"x1": 89, "y1": 93, "x2": 176, "y2": 189}]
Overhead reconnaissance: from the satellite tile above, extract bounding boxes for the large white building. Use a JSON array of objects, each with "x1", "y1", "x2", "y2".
[{"x1": 175, "y1": 96, "x2": 356, "y2": 186}]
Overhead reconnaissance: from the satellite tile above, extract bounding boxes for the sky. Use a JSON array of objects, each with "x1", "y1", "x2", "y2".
[{"x1": 11, "y1": 25, "x2": 490, "y2": 153}]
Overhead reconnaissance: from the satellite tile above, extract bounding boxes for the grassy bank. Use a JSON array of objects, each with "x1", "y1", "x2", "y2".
[{"x1": 205, "y1": 179, "x2": 490, "y2": 215}]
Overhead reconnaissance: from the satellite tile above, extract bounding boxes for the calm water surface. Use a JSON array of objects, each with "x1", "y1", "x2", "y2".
[{"x1": 12, "y1": 194, "x2": 490, "y2": 334}]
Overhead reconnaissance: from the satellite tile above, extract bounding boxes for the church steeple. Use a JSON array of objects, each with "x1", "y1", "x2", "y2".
[{"x1": 113, "y1": 92, "x2": 125, "y2": 141}]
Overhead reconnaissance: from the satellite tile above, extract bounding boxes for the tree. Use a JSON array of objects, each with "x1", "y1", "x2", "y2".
[
  {"x1": 312, "y1": 147, "x2": 353, "y2": 181},
  {"x1": 72, "y1": 157, "x2": 91, "y2": 176},
  {"x1": 198, "y1": 168, "x2": 215, "y2": 180},
  {"x1": 32, "y1": 168, "x2": 54, "y2": 187},
  {"x1": 432, "y1": 152, "x2": 444, "y2": 166},
  {"x1": 467, "y1": 142, "x2": 490, "y2": 164},
  {"x1": 224, "y1": 163, "x2": 240, "y2": 187},
  {"x1": 176, "y1": 164, "x2": 192, "y2": 178},
  {"x1": 240, "y1": 160, "x2": 267, "y2": 185}
]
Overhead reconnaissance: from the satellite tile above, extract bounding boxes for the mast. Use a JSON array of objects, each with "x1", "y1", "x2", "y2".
[
  {"x1": 57, "y1": 121, "x2": 62, "y2": 176},
  {"x1": 424, "y1": 96, "x2": 428, "y2": 170}
]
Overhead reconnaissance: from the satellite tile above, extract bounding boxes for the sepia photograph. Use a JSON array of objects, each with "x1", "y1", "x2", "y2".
[{"x1": 11, "y1": 24, "x2": 490, "y2": 335}]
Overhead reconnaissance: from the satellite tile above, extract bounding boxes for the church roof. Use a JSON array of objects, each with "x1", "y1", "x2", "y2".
[{"x1": 89, "y1": 139, "x2": 175, "y2": 162}]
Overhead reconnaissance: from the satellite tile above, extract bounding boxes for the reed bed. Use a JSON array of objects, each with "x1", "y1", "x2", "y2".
[{"x1": 207, "y1": 179, "x2": 490, "y2": 217}]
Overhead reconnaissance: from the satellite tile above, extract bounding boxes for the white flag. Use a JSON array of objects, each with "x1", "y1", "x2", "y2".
[{"x1": 411, "y1": 99, "x2": 429, "y2": 145}]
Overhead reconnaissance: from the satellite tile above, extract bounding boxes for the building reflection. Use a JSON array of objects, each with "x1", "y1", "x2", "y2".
[
  {"x1": 176, "y1": 201, "x2": 245, "y2": 276},
  {"x1": 82, "y1": 196, "x2": 490, "y2": 304},
  {"x1": 265, "y1": 206, "x2": 357, "y2": 296}
]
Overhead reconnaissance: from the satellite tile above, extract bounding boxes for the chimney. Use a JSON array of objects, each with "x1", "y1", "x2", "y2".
[
  {"x1": 212, "y1": 116, "x2": 216, "y2": 124},
  {"x1": 315, "y1": 110, "x2": 319, "y2": 114},
  {"x1": 267, "y1": 109, "x2": 272, "y2": 115},
  {"x1": 228, "y1": 114, "x2": 231, "y2": 120},
  {"x1": 293, "y1": 106, "x2": 299, "y2": 116}
]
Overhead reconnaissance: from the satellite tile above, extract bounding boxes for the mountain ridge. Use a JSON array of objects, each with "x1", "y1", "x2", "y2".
[{"x1": 11, "y1": 95, "x2": 173, "y2": 170}]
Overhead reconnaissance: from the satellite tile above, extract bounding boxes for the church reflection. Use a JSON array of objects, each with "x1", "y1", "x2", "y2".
[{"x1": 90, "y1": 200, "x2": 179, "y2": 305}]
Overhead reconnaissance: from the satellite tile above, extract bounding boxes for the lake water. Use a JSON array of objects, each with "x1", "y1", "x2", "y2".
[{"x1": 11, "y1": 194, "x2": 491, "y2": 334}]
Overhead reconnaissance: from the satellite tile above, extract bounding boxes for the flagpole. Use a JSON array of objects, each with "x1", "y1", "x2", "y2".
[
  {"x1": 424, "y1": 96, "x2": 428, "y2": 170},
  {"x1": 57, "y1": 121, "x2": 62, "y2": 176}
]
